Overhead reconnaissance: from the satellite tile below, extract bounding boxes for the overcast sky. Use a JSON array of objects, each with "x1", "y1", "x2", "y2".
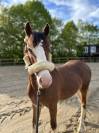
[{"x1": 1, "y1": 0, "x2": 99, "y2": 25}]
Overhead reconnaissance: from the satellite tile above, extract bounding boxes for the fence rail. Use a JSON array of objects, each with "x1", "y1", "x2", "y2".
[
  {"x1": 0, "y1": 59, "x2": 24, "y2": 66},
  {"x1": 0, "y1": 56, "x2": 99, "y2": 65},
  {"x1": 53, "y1": 56, "x2": 99, "y2": 63}
]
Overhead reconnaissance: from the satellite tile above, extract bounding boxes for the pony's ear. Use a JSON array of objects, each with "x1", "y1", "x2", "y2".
[
  {"x1": 44, "y1": 24, "x2": 49, "y2": 36},
  {"x1": 25, "y1": 22, "x2": 32, "y2": 36}
]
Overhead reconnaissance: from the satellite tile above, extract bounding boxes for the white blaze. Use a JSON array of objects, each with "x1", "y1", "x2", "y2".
[
  {"x1": 33, "y1": 41, "x2": 52, "y2": 89},
  {"x1": 34, "y1": 42, "x2": 47, "y2": 62}
]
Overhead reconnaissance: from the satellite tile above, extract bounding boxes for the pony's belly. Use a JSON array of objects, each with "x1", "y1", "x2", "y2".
[{"x1": 58, "y1": 74, "x2": 82, "y2": 100}]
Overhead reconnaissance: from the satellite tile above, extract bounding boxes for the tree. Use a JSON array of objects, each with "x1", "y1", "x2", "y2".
[
  {"x1": 0, "y1": 1, "x2": 53, "y2": 60},
  {"x1": 77, "y1": 20, "x2": 99, "y2": 45},
  {"x1": 61, "y1": 20, "x2": 78, "y2": 56},
  {"x1": 50, "y1": 18, "x2": 64, "y2": 59}
]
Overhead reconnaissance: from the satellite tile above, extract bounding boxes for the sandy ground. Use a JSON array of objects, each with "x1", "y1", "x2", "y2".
[{"x1": 0, "y1": 63, "x2": 99, "y2": 133}]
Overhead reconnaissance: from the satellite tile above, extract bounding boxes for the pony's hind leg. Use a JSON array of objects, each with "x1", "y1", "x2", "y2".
[
  {"x1": 77, "y1": 86, "x2": 88, "y2": 133},
  {"x1": 77, "y1": 104, "x2": 86, "y2": 133}
]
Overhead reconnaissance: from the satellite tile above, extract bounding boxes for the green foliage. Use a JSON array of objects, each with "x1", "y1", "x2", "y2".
[
  {"x1": 77, "y1": 20, "x2": 99, "y2": 45},
  {"x1": 76, "y1": 45, "x2": 84, "y2": 57},
  {"x1": 61, "y1": 21, "x2": 78, "y2": 56},
  {"x1": 51, "y1": 18, "x2": 64, "y2": 58},
  {"x1": 0, "y1": 1, "x2": 53, "y2": 60},
  {"x1": 0, "y1": 1, "x2": 99, "y2": 61}
]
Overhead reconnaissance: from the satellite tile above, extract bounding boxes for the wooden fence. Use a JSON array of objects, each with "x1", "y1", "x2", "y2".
[{"x1": 0, "y1": 56, "x2": 99, "y2": 65}]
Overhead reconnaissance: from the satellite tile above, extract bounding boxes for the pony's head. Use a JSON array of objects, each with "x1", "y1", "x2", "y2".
[
  {"x1": 24, "y1": 22, "x2": 50, "y2": 64},
  {"x1": 23, "y1": 22, "x2": 54, "y2": 89}
]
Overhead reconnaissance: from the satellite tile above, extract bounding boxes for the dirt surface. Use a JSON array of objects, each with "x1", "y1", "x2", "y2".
[{"x1": 0, "y1": 63, "x2": 99, "y2": 133}]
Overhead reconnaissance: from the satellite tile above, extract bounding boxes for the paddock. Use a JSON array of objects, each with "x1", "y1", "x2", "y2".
[{"x1": 0, "y1": 63, "x2": 99, "y2": 133}]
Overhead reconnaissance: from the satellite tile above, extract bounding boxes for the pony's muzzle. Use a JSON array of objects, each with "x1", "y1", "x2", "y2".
[{"x1": 37, "y1": 70, "x2": 52, "y2": 89}]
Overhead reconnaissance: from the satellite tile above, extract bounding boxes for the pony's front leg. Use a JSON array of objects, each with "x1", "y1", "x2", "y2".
[
  {"x1": 32, "y1": 104, "x2": 41, "y2": 133},
  {"x1": 77, "y1": 105, "x2": 86, "y2": 133},
  {"x1": 49, "y1": 104, "x2": 57, "y2": 133},
  {"x1": 32, "y1": 105, "x2": 36, "y2": 132}
]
